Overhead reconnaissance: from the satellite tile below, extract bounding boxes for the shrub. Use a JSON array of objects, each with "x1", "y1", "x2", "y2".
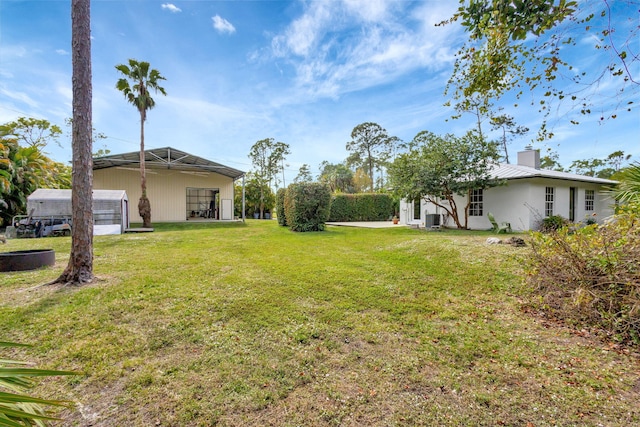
[
  {"x1": 284, "y1": 183, "x2": 331, "y2": 232},
  {"x1": 525, "y1": 208, "x2": 640, "y2": 345},
  {"x1": 584, "y1": 215, "x2": 598, "y2": 225},
  {"x1": 276, "y1": 188, "x2": 286, "y2": 226},
  {"x1": 328, "y1": 194, "x2": 394, "y2": 221},
  {"x1": 539, "y1": 214, "x2": 568, "y2": 232}
]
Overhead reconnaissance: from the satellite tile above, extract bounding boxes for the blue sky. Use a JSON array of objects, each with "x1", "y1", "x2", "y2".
[{"x1": 1, "y1": 0, "x2": 638, "y2": 183}]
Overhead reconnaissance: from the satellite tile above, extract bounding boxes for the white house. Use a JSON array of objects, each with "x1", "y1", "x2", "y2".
[
  {"x1": 399, "y1": 148, "x2": 617, "y2": 231},
  {"x1": 93, "y1": 147, "x2": 245, "y2": 223}
]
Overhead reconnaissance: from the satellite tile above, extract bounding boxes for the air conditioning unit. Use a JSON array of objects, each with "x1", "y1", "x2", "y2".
[{"x1": 424, "y1": 213, "x2": 441, "y2": 228}]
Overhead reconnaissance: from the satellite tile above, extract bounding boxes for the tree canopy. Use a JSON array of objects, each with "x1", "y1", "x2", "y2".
[
  {"x1": 0, "y1": 123, "x2": 71, "y2": 226},
  {"x1": 318, "y1": 161, "x2": 354, "y2": 193},
  {"x1": 444, "y1": 0, "x2": 639, "y2": 140},
  {"x1": 242, "y1": 172, "x2": 276, "y2": 217},
  {"x1": 389, "y1": 131, "x2": 502, "y2": 229},
  {"x1": 294, "y1": 164, "x2": 313, "y2": 183},
  {"x1": 540, "y1": 149, "x2": 632, "y2": 178},
  {"x1": 3, "y1": 117, "x2": 62, "y2": 149},
  {"x1": 346, "y1": 122, "x2": 397, "y2": 192},
  {"x1": 248, "y1": 138, "x2": 290, "y2": 218}
]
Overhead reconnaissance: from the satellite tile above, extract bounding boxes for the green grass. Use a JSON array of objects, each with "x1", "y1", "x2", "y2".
[{"x1": 1, "y1": 220, "x2": 639, "y2": 426}]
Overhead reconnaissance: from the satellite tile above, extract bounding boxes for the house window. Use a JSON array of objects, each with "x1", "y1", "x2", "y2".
[
  {"x1": 469, "y1": 189, "x2": 483, "y2": 216},
  {"x1": 585, "y1": 189, "x2": 595, "y2": 211},
  {"x1": 545, "y1": 187, "x2": 554, "y2": 217}
]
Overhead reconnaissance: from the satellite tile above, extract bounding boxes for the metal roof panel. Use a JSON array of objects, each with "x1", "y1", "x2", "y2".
[
  {"x1": 93, "y1": 147, "x2": 245, "y2": 180},
  {"x1": 491, "y1": 164, "x2": 618, "y2": 184}
]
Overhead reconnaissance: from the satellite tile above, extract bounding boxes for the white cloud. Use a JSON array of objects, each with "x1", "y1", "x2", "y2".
[
  {"x1": 265, "y1": 0, "x2": 461, "y2": 101},
  {"x1": 55, "y1": 49, "x2": 69, "y2": 55},
  {"x1": 164, "y1": 96, "x2": 261, "y2": 127},
  {"x1": 281, "y1": 2, "x2": 332, "y2": 56},
  {"x1": 0, "y1": 87, "x2": 39, "y2": 108},
  {"x1": 55, "y1": 82, "x2": 72, "y2": 104},
  {"x1": 212, "y1": 15, "x2": 236, "y2": 34},
  {"x1": 161, "y1": 3, "x2": 181, "y2": 13},
  {"x1": 0, "y1": 45, "x2": 28, "y2": 59},
  {"x1": 343, "y1": 0, "x2": 391, "y2": 22}
]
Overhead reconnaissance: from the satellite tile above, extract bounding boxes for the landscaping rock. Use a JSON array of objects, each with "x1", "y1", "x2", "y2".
[
  {"x1": 486, "y1": 237, "x2": 502, "y2": 245},
  {"x1": 506, "y1": 237, "x2": 526, "y2": 247}
]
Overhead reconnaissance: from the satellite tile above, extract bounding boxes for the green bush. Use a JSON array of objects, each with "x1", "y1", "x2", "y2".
[
  {"x1": 525, "y1": 207, "x2": 640, "y2": 345},
  {"x1": 284, "y1": 183, "x2": 331, "y2": 232},
  {"x1": 328, "y1": 194, "x2": 395, "y2": 221},
  {"x1": 539, "y1": 214, "x2": 568, "y2": 232},
  {"x1": 276, "y1": 188, "x2": 286, "y2": 226}
]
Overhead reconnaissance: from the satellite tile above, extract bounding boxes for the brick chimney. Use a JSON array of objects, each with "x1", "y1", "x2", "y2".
[{"x1": 517, "y1": 146, "x2": 540, "y2": 169}]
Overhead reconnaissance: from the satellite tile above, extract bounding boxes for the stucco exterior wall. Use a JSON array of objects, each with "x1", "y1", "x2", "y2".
[
  {"x1": 94, "y1": 167, "x2": 236, "y2": 222},
  {"x1": 400, "y1": 178, "x2": 615, "y2": 231}
]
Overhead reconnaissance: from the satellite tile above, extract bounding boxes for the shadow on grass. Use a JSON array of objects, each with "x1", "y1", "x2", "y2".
[{"x1": 130, "y1": 221, "x2": 248, "y2": 232}]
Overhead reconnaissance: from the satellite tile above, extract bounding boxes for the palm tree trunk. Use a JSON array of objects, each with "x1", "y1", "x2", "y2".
[
  {"x1": 138, "y1": 111, "x2": 151, "y2": 228},
  {"x1": 54, "y1": 0, "x2": 93, "y2": 285}
]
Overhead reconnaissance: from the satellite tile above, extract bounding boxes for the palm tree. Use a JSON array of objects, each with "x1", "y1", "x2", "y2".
[
  {"x1": 115, "y1": 59, "x2": 166, "y2": 228},
  {"x1": 611, "y1": 162, "x2": 640, "y2": 208}
]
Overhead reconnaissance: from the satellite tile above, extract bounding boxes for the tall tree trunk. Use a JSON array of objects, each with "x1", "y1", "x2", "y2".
[
  {"x1": 55, "y1": 0, "x2": 93, "y2": 285},
  {"x1": 138, "y1": 111, "x2": 151, "y2": 228},
  {"x1": 367, "y1": 151, "x2": 374, "y2": 193},
  {"x1": 463, "y1": 189, "x2": 471, "y2": 230},
  {"x1": 259, "y1": 185, "x2": 264, "y2": 219},
  {"x1": 281, "y1": 159, "x2": 286, "y2": 189},
  {"x1": 445, "y1": 195, "x2": 464, "y2": 229},
  {"x1": 501, "y1": 127, "x2": 509, "y2": 164}
]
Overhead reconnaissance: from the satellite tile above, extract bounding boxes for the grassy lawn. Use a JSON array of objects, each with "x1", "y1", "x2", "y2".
[{"x1": 1, "y1": 220, "x2": 639, "y2": 426}]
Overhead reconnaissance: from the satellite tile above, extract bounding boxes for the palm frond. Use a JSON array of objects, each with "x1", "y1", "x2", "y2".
[{"x1": 0, "y1": 342, "x2": 78, "y2": 426}]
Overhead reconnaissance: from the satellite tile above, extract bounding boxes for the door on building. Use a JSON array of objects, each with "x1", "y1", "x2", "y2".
[
  {"x1": 569, "y1": 187, "x2": 577, "y2": 222},
  {"x1": 413, "y1": 198, "x2": 421, "y2": 221},
  {"x1": 186, "y1": 188, "x2": 219, "y2": 219},
  {"x1": 221, "y1": 199, "x2": 232, "y2": 220}
]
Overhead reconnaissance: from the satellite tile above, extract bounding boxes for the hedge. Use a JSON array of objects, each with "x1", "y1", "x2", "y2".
[
  {"x1": 276, "y1": 188, "x2": 287, "y2": 226},
  {"x1": 328, "y1": 193, "x2": 395, "y2": 222}
]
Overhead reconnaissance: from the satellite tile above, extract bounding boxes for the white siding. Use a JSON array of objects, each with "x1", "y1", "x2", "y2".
[
  {"x1": 400, "y1": 178, "x2": 615, "y2": 231},
  {"x1": 94, "y1": 167, "x2": 236, "y2": 222}
]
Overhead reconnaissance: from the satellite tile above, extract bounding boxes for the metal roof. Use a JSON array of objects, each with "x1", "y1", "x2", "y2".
[
  {"x1": 92, "y1": 147, "x2": 245, "y2": 180},
  {"x1": 491, "y1": 163, "x2": 618, "y2": 185},
  {"x1": 28, "y1": 189, "x2": 128, "y2": 201}
]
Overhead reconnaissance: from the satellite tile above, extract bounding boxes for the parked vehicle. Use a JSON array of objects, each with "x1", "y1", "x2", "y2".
[{"x1": 13, "y1": 215, "x2": 72, "y2": 238}]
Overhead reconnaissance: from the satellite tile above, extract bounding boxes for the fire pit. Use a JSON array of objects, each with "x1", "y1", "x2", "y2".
[{"x1": 0, "y1": 249, "x2": 55, "y2": 272}]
